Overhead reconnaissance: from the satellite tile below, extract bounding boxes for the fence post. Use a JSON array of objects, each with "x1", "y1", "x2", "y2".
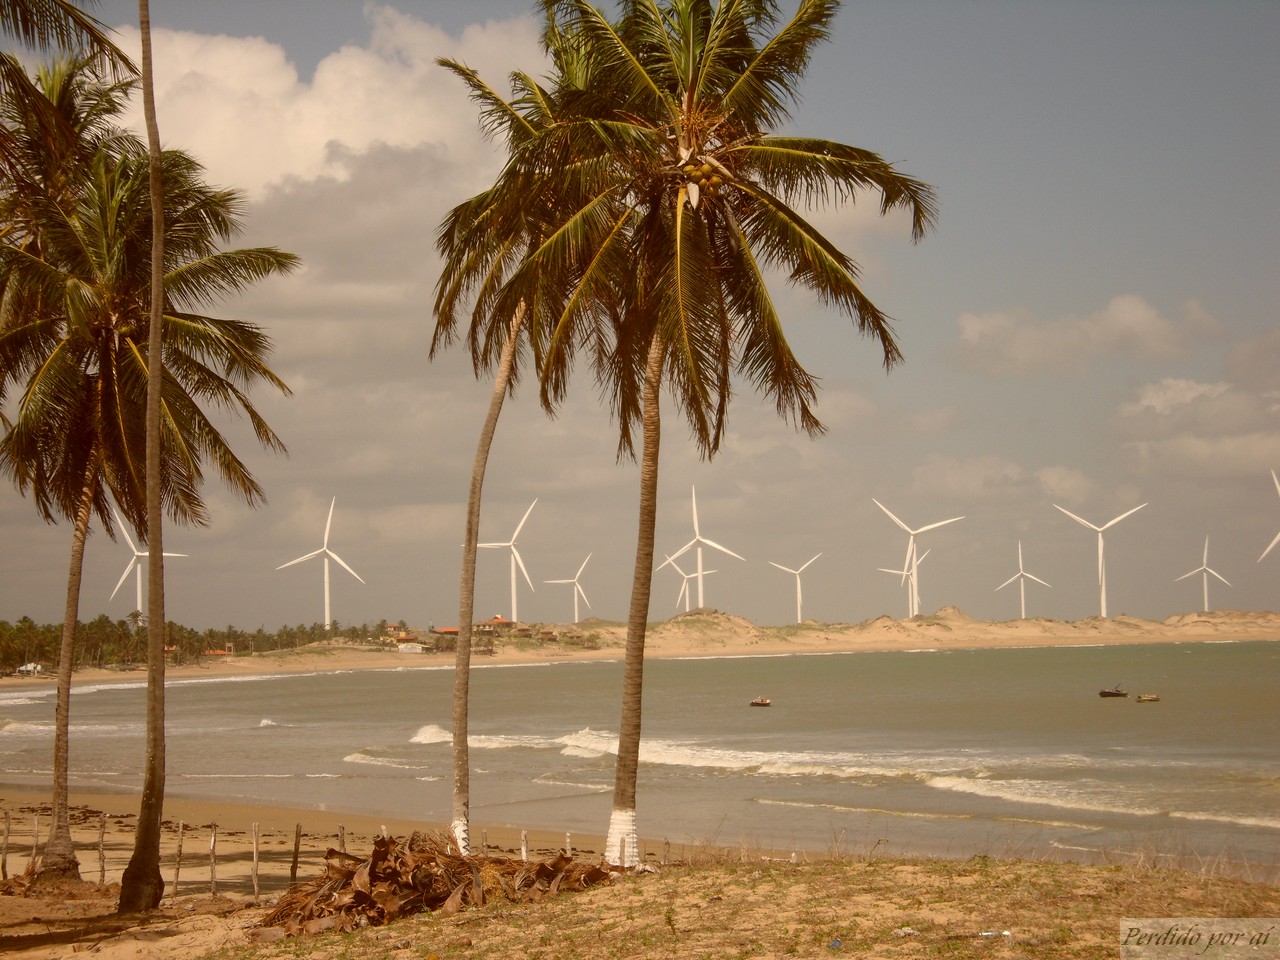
[
  {"x1": 2, "y1": 809, "x2": 10, "y2": 880},
  {"x1": 251, "y1": 822, "x2": 260, "y2": 905},
  {"x1": 290, "y1": 823, "x2": 302, "y2": 885},
  {"x1": 172, "y1": 820, "x2": 185, "y2": 898},
  {"x1": 520, "y1": 830, "x2": 528, "y2": 862},
  {"x1": 209, "y1": 822, "x2": 218, "y2": 896},
  {"x1": 337, "y1": 824, "x2": 345, "y2": 853},
  {"x1": 98, "y1": 815, "x2": 106, "y2": 884}
]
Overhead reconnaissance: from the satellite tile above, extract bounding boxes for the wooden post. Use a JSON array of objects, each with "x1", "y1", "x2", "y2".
[
  {"x1": 209, "y1": 823, "x2": 218, "y2": 895},
  {"x1": 337, "y1": 824, "x2": 345, "y2": 853},
  {"x1": 2, "y1": 809, "x2": 10, "y2": 880},
  {"x1": 30, "y1": 813, "x2": 39, "y2": 870},
  {"x1": 172, "y1": 820, "x2": 185, "y2": 898},
  {"x1": 98, "y1": 815, "x2": 107, "y2": 884},
  {"x1": 251, "y1": 822, "x2": 260, "y2": 905},
  {"x1": 481, "y1": 829, "x2": 488, "y2": 855},
  {"x1": 289, "y1": 823, "x2": 302, "y2": 885},
  {"x1": 565, "y1": 831, "x2": 572, "y2": 856},
  {"x1": 662, "y1": 839, "x2": 670, "y2": 865},
  {"x1": 520, "y1": 830, "x2": 527, "y2": 862}
]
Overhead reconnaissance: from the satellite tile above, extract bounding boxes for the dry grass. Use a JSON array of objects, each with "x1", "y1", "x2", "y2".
[{"x1": 187, "y1": 851, "x2": 1280, "y2": 960}]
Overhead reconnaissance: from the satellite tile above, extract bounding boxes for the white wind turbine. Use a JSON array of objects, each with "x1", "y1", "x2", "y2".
[
  {"x1": 664, "y1": 554, "x2": 717, "y2": 613},
  {"x1": 659, "y1": 486, "x2": 743, "y2": 609},
  {"x1": 1053, "y1": 502, "x2": 1146, "y2": 618},
  {"x1": 872, "y1": 499, "x2": 963, "y2": 618},
  {"x1": 1176, "y1": 536, "x2": 1230, "y2": 613},
  {"x1": 479, "y1": 499, "x2": 537, "y2": 622},
  {"x1": 878, "y1": 548, "x2": 928, "y2": 620},
  {"x1": 769, "y1": 554, "x2": 821, "y2": 624},
  {"x1": 545, "y1": 553, "x2": 591, "y2": 624},
  {"x1": 276, "y1": 497, "x2": 365, "y2": 629},
  {"x1": 1259, "y1": 469, "x2": 1280, "y2": 563},
  {"x1": 995, "y1": 541, "x2": 1051, "y2": 620},
  {"x1": 109, "y1": 508, "x2": 186, "y2": 615}
]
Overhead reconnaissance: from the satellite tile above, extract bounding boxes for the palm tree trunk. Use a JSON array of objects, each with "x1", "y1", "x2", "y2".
[
  {"x1": 119, "y1": 0, "x2": 166, "y2": 913},
  {"x1": 451, "y1": 304, "x2": 525, "y2": 855},
  {"x1": 605, "y1": 332, "x2": 665, "y2": 867},
  {"x1": 36, "y1": 467, "x2": 97, "y2": 881}
]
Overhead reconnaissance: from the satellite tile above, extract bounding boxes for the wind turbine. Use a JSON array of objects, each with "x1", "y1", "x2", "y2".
[
  {"x1": 276, "y1": 497, "x2": 365, "y2": 629},
  {"x1": 995, "y1": 541, "x2": 1051, "y2": 620},
  {"x1": 545, "y1": 553, "x2": 591, "y2": 624},
  {"x1": 878, "y1": 548, "x2": 928, "y2": 619},
  {"x1": 659, "y1": 486, "x2": 743, "y2": 609},
  {"x1": 872, "y1": 500, "x2": 963, "y2": 618},
  {"x1": 1053, "y1": 502, "x2": 1146, "y2": 618},
  {"x1": 1259, "y1": 469, "x2": 1280, "y2": 563},
  {"x1": 1176, "y1": 536, "x2": 1230, "y2": 613},
  {"x1": 664, "y1": 554, "x2": 717, "y2": 613},
  {"x1": 479, "y1": 499, "x2": 537, "y2": 622},
  {"x1": 769, "y1": 554, "x2": 821, "y2": 624},
  {"x1": 109, "y1": 508, "x2": 186, "y2": 615}
]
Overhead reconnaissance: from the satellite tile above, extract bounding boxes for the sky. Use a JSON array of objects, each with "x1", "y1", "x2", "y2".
[{"x1": 2, "y1": 0, "x2": 1277, "y2": 632}]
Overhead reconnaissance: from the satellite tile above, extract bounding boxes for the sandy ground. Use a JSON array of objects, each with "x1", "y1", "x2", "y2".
[{"x1": 1, "y1": 608, "x2": 1276, "y2": 958}]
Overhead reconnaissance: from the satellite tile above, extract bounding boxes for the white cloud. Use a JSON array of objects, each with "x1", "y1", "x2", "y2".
[
  {"x1": 910, "y1": 453, "x2": 1025, "y2": 499},
  {"x1": 1119, "y1": 378, "x2": 1230, "y2": 416},
  {"x1": 1035, "y1": 465, "x2": 1094, "y2": 504},
  {"x1": 954, "y1": 296, "x2": 1220, "y2": 376}
]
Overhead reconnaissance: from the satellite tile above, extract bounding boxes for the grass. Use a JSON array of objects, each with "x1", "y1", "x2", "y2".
[{"x1": 192, "y1": 850, "x2": 1280, "y2": 960}]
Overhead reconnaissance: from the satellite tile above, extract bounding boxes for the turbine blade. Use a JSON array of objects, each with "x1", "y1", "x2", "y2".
[
  {"x1": 798, "y1": 554, "x2": 821, "y2": 572},
  {"x1": 276, "y1": 548, "x2": 324, "y2": 570},
  {"x1": 577, "y1": 584, "x2": 591, "y2": 609},
  {"x1": 512, "y1": 546, "x2": 534, "y2": 589},
  {"x1": 996, "y1": 573, "x2": 1019, "y2": 591},
  {"x1": 1025, "y1": 573, "x2": 1051, "y2": 588},
  {"x1": 916, "y1": 516, "x2": 964, "y2": 534},
  {"x1": 1208, "y1": 569, "x2": 1231, "y2": 586},
  {"x1": 323, "y1": 497, "x2": 336, "y2": 547},
  {"x1": 769, "y1": 561, "x2": 796, "y2": 574},
  {"x1": 690, "y1": 486, "x2": 700, "y2": 538},
  {"x1": 660, "y1": 554, "x2": 686, "y2": 576},
  {"x1": 1054, "y1": 504, "x2": 1099, "y2": 531},
  {"x1": 1174, "y1": 568, "x2": 1199, "y2": 582},
  {"x1": 327, "y1": 550, "x2": 365, "y2": 584},
  {"x1": 512, "y1": 499, "x2": 538, "y2": 539},
  {"x1": 162, "y1": 552, "x2": 187, "y2": 558},
  {"x1": 112, "y1": 507, "x2": 138, "y2": 553},
  {"x1": 110, "y1": 560, "x2": 137, "y2": 600},
  {"x1": 576, "y1": 553, "x2": 592, "y2": 577},
  {"x1": 1101, "y1": 503, "x2": 1147, "y2": 529},
  {"x1": 1259, "y1": 530, "x2": 1280, "y2": 563},
  {"x1": 701, "y1": 537, "x2": 744, "y2": 561},
  {"x1": 872, "y1": 499, "x2": 909, "y2": 532}
]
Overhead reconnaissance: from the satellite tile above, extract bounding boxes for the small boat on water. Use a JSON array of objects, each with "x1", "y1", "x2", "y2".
[
  {"x1": 1099, "y1": 685, "x2": 1128, "y2": 698},
  {"x1": 749, "y1": 696, "x2": 772, "y2": 707},
  {"x1": 1136, "y1": 694, "x2": 1161, "y2": 703}
]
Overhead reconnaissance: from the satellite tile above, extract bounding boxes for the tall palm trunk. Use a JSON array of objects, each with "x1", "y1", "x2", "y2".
[
  {"x1": 605, "y1": 332, "x2": 665, "y2": 867},
  {"x1": 37, "y1": 464, "x2": 97, "y2": 880},
  {"x1": 119, "y1": 0, "x2": 166, "y2": 912},
  {"x1": 451, "y1": 304, "x2": 524, "y2": 855}
]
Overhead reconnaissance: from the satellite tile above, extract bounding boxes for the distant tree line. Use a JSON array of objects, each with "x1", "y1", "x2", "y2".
[{"x1": 0, "y1": 616, "x2": 404, "y2": 673}]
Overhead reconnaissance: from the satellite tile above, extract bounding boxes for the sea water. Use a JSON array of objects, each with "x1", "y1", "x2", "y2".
[{"x1": 1, "y1": 641, "x2": 1276, "y2": 876}]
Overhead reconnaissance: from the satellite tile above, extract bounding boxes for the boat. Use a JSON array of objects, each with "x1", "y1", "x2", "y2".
[
  {"x1": 1136, "y1": 694, "x2": 1161, "y2": 703},
  {"x1": 749, "y1": 696, "x2": 772, "y2": 707},
  {"x1": 1098, "y1": 685, "x2": 1128, "y2": 698}
]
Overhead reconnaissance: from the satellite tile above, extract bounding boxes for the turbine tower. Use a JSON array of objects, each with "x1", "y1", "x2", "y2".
[
  {"x1": 995, "y1": 540, "x2": 1051, "y2": 620},
  {"x1": 1053, "y1": 502, "x2": 1146, "y2": 618},
  {"x1": 769, "y1": 554, "x2": 821, "y2": 624},
  {"x1": 545, "y1": 553, "x2": 591, "y2": 624},
  {"x1": 872, "y1": 499, "x2": 963, "y2": 618},
  {"x1": 878, "y1": 548, "x2": 928, "y2": 619},
  {"x1": 1176, "y1": 536, "x2": 1230, "y2": 613},
  {"x1": 659, "y1": 486, "x2": 743, "y2": 609},
  {"x1": 109, "y1": 508, "x2": 186, "y2": 615},
  {"x1": 276, "y1": 497, "x2": 365, "y2": 629},
  {"x1": 663, "y1": 554, "x2": 716, "y2": 613},
  {"x1": 479, "y1": 499, "x2": 537, "y2": 622},
  {"x1": 1259, "y1": 469, "x2": 1280, "y2": 563}
]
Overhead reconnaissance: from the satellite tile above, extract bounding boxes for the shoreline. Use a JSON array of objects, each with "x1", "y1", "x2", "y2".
[{"x1": 3, "y1": 607, "x2": 1276, "y2": 691}]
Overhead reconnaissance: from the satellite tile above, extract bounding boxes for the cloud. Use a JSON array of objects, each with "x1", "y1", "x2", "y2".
[
  {"x1": 1035, "y1": 465, "x2": 1095, "y2": 504},
  {"x1": 110, "y1": 8, "x2": 545, "y2": 200},
  {"x1": 953, "y1": 295, "x2": 1220, "y2": 376},
  {"x1": 910, "y1": 453, "x2": 1025, "y2": 500},
  {"x1": 1119, "y1": 378, "x2": 1230, "y2": 416}
]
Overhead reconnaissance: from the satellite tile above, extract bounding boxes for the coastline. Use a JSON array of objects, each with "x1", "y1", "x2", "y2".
[{"x1": 3, "y1": 606, "x2": 1276, "y2": 692}]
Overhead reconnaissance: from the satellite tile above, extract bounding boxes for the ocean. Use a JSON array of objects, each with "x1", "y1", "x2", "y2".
[{"x1": 2, "y1": 640, "x2": 1277, "y2": 877}]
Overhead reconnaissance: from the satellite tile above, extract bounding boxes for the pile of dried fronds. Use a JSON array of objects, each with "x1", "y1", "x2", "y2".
[{"x1": 258, "y1": 831, "x2": 614, "y2": 937}]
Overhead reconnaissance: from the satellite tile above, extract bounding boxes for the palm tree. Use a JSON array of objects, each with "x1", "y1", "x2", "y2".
[
  {"x1": 430, "y1": 38, "x2": 587, "y2": 854},
  {"x1": 494, "y1": 0, "x2": 937, "y2": 864},
  {"x1": 0, "y1": 56, "x2": 298, "y2": 888}
]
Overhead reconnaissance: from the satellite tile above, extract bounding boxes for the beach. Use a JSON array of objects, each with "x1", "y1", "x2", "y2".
[{"x1": 1, "y1": 609, "x2": 1277, "y2": 958}]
